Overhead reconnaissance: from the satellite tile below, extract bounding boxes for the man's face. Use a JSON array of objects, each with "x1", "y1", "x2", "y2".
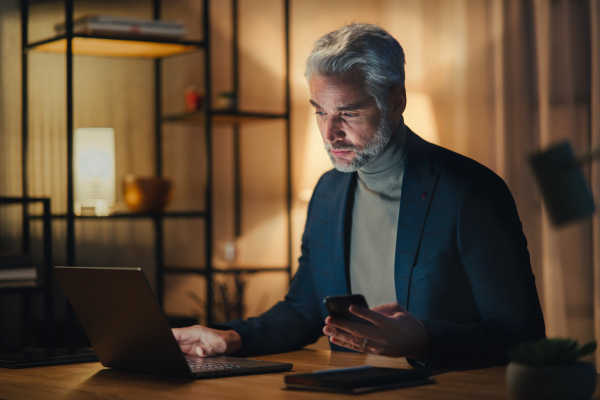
[{"x1": 309, "y1": 73, "x2": 392, "y2": 172}]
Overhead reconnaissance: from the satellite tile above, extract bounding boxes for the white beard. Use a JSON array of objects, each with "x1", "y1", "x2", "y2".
[{"x1": 325, "y1": 116, "x2": 394, "y2": 173}]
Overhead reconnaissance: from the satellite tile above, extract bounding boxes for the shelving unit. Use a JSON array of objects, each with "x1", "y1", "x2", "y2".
[
  {"x1": 159, "y1": 0, "x2": 292, "y2": 324},
  {"x1": 0, "y1": 197, "x2": 54, "y2": 351},
  {"x1": 20, "y1": 0, "x2": 291, "y2": 329}
]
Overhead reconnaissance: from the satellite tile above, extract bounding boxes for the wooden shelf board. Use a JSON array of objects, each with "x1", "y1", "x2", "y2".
[
  {"x1": 29, "y1": 210, "x2": 207, "y2": 220},
  {"x1": 30, "y1": 36, "x2": 199, "y2": 58}
]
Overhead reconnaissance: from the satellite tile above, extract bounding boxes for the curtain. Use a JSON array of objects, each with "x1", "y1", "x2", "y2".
[
  {"x1": 512, "y1": 0, "x2": 597, "y2": 355},
  {"x1": 591, "y1": 0, "x2": 600, "y2": 367},
  {"x1": 440, "y1": 0, "x2": 599, "y2": 360},
  {"x1": 426, "y1": 0, "x2": 600, "y2": 352}
]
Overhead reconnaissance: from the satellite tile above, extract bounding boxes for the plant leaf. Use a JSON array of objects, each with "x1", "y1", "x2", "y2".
[{"x1": 508, "y1": 338, "x2": 597, "y2": 365}]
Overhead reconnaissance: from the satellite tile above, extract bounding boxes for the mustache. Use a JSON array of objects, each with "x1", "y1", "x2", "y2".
[{"x1": 325, "y1": 142, "x2": 358, "y2": 151}]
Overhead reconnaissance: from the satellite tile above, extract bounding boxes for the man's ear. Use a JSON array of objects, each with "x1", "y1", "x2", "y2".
[{"x1": 389, "y1": 86, "x2": 407, "y2": 117}]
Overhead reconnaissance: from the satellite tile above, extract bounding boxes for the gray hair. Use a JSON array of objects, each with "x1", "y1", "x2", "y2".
[{"x1": 305, "y1": 23, "x2": 405, "y2": 113}]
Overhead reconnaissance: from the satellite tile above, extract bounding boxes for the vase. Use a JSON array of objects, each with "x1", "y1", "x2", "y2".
[
  {"x1": 123, "y1": 175, "x2": 173, "y2": 213},
  {"x1": 506, "y1": 361, "x2": 596, "y2": 400}
]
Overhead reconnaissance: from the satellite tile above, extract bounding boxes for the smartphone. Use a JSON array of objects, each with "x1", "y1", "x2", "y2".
[{"x1": 323, "y1": 294, "x2": 372, "y2": 325}]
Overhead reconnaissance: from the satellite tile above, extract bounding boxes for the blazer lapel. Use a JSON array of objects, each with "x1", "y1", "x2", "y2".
[
  {"x1": 395, "y1": 130, "x2": 439, "y2": 308},
  {"x1": 330, "y1": 172, "x2": 357, "y2": 295}
]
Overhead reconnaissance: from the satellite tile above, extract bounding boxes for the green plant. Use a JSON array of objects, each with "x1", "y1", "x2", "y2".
[{"x1": 509, "y1": 338, "x2": 596, "y2": 366}]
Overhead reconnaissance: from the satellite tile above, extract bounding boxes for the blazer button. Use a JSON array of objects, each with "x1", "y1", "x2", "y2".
[{"x1": 420, "y1": 192, "x2": 427, "y2": 199}]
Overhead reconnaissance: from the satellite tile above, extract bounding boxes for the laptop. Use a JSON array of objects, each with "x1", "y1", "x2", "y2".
[{"x1": 54, "y1": 266, "x2": 292, "y2": 379}]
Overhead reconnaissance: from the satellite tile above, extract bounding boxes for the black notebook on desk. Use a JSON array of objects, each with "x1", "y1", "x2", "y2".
[
  {"x1": 285, "y1": 365, "x2": 434, "y2": 394},
  {"x1": 54, "y1": 266, "x2": 292, "y2": 379}
]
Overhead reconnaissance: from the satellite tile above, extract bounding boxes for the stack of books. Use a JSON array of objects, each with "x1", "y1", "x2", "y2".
[
  {"x1": 54, "y1": 15, "x2": 187, "y2": 39},
  {"x1": 0, "y1": 253, "x2": 37, "y2": 289}
]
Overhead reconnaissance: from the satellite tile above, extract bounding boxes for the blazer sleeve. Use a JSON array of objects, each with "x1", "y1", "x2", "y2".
[
  {"x1": 214, "y1": 183, "x2": 326, "y2": 357},
  {"x1": 412, "y1": 173, "x2": 545, "y2": 369}
]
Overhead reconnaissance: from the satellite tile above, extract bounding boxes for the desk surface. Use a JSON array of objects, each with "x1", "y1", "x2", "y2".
[{"x1": 0, "y1": 349, "x2": 598, "y2": 400}]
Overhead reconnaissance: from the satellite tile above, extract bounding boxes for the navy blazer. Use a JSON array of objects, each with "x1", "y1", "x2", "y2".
[{"x1": 222, "y1": 129, "x2": 545, "y2": 369}]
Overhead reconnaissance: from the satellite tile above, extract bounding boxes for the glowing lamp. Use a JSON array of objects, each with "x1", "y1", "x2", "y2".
[{"x1": 73, "y1": 127, "x2": 116, "y2": 216}]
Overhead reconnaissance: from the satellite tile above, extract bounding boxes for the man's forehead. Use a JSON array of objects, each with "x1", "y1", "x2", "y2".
[{"x1": 309, "y1": 74, "x2": 373, "y2": 109}]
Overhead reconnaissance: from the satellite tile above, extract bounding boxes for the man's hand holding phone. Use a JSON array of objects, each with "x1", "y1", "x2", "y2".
[
  {"x1": 324, "y1": 294, "x2": 373, "y2": 325},
  {"x1": 323, "y1": 294, "x2": 433, "y2": 359}
]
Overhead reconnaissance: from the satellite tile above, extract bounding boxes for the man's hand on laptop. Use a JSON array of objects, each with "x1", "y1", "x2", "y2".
[{"x1": 172, "y1": 326, "x2": 242, "y2": 357}]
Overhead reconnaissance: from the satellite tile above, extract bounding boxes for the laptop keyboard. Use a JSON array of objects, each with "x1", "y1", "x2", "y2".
[{"x1": 188, "y1": 360, "x2": 245, "y2": 373}]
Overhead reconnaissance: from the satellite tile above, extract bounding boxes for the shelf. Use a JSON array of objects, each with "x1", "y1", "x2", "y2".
[
  {"x1": 27, "y1": 35, "x2": 203, "y2": 58},
  {"x1": 0, "y1": 280, "x2": 39, "y2": 291},
  {"x1": 29, "y1": 211, "x2": 207, "y2": 220},
  {"x1": 16, "y1": 0, "x2": 292, "y2": 329},
  {"x1": 163, "y1": 110, "x2": 288, "y2": 124}
]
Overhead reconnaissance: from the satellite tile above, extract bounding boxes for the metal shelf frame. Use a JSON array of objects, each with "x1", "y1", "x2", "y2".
[{"x1": 20, "y1": 0, "x2": 292, "y2": 328}]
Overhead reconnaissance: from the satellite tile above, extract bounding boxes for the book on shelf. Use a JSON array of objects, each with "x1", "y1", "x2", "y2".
[
  {"x1": 0, "y1": 278, "x2": 37, "y2": 289},
  {"x1": 54, "y1": 14, "x2": 187, "y2": 38},
  {"x1": 0, "y1": 252, "x2": 37, "y2": 286},
  {"x1": 0, "y1": 267, "x2": 37, "y2": 282}
]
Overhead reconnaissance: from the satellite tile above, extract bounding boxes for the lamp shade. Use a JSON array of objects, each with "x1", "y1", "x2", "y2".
[
  {"x1": 529, "y1": 141, "x2": 595, "y2": 226},
  {"x1": 73, "y1": 127, "x2": 116, "y2": 215}
]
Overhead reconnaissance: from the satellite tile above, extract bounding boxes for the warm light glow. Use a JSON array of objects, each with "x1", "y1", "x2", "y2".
[
  {"x1": 33, "y1": 37, "x2": 197, "y2": 58},
  {"x1": 404, "y1": 91, "x2": 439, "y2": 145},
  {"x1": 74, "y1": 127, "x2": 116, "y2": 216},
  {"x1": 297, "y1": 106, "x2": 333, "y2": 202}
]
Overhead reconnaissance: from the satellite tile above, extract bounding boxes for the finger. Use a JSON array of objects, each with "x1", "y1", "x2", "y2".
[
  {"x1": 371, "y1": 302, "x2": 406, "y2": 315},
  {"x1": 171, "y1": 327, "x2": 197, "y2": 344},
  {"x1": 196, "y1": 344, "x2": 215, "y2": 357},
  {"x1": 329, "y1": 335, "x2": 372, "y2": 353},
  {"x1": 326, "y1": 316, "x2": 372, "y2": 338},
  {"x1": 348, "y1": 305, "x2": 391, "y2": 326},
  {"x1": 324, "y1": 324, "x2": 366, "y2": 349}
]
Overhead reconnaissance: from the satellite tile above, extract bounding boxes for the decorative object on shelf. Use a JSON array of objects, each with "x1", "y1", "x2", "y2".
[
  {"x1": 185, "y1": 85, "x2": 203, "y2": 112},
  {"x1": 506, "y1": 337, "x2": 597, "y2": 400},
  {"x1": 214, "y1": 237, "x2": 245, "y2": 322},
  {"x1": 54, "y1": 14, "x2": 187, "y2": 39},
  {"x1": 215, "y1": 272, "x2": 246, "y2": 322},
  {"x1": 215, "y1": 91, "x2": 237, "y2": 110},
  {"x1": 74, "y1": 127, "x2": 116, "y2": 217},
  {"x1": 218, "y1": 236, "x2": 239, "y2": 265},
  {"x1": 0, "y1": 252, "x2": 36, "y2": 288},
  {"x1": 123, "y1": 175, "x2": 173, "y2": 213}
]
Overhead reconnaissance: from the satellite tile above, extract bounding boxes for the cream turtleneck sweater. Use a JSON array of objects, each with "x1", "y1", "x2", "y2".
[{"x1": 349, "y1": 120, "x2": 407, "y2": 307}]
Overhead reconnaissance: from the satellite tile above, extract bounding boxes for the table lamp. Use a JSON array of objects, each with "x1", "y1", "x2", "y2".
[
  {"x1": 529, "y1": 141, "x2": 596, "y2": 226},
  {"x1": 73, "y1": 127, "x2": 116, "y2": 216}
]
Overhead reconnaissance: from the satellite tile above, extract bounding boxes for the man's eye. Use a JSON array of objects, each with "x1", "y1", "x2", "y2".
[
  {"x1": 342, "y1": 112, "x2": 357, "y2": 118},
  {"x1": 315, "y1": 111, "x2": 325, "y2": 116}
]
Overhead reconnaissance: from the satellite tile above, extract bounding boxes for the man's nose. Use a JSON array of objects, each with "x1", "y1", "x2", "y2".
[{"x1": 324, "y1": 115, "x2": 345, "y2": 142}]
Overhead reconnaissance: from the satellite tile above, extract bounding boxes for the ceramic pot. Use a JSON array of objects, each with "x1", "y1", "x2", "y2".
[
  {"x1": 506, "y1": 361, "x2": 596, "y2": 400},
  {"x1": 123, "y1": 175, "x2": 173, "y2": 213}
]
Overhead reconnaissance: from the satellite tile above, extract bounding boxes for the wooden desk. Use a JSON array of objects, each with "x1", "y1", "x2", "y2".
[{"x1": 0, "y1": 349, "x2": 598, "y2": 400}]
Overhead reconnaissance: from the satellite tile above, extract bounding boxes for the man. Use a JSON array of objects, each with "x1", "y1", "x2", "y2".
[{"x1": 173, "y1": 23, "x2": 545, "y2": 369}]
